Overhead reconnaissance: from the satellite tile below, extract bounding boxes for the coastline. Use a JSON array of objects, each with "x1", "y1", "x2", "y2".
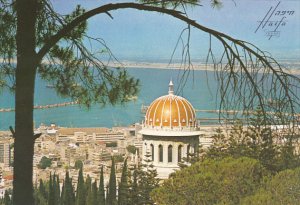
[{"x1": 112, "y1": 61, "x2": 300, "y2": 75}]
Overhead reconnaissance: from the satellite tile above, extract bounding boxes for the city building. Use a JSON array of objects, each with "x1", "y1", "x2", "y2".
[
  {"x1": 0, "y1": 139, "x2": 11, "y2": 169},
  {"x1": 139, "y1": 81, "x2": 201, "y2": 178}
]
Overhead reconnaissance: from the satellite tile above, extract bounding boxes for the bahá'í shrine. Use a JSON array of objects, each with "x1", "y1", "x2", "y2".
[{"x1": 140, "y1": 81, "x2": 201, "y2": 178}]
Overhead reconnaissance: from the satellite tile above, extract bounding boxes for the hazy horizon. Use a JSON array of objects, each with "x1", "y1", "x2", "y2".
[{"x1": 51, "y1": 0, "x2": 300, "y2": 61}]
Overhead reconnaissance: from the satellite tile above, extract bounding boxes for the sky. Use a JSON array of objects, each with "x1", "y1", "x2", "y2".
[{"x1": 51, "y1": 0, "x2": 300, "y2": 62}]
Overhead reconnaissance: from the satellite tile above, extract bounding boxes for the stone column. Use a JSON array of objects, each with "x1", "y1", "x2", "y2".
[
  {"x1": 183, "y1": 144, "x2": 188, "y2": 158},
  {"x1": 191, "y1": 144, "x2": 194, "y2": 154},
  {"x1": 173, "y1": 142, "x2": 178, "y2": 164},
  {"x1": 153, "y1": 142, "x2": 159, "y2": 164},
  {"x1": 163, "y1": 142, "x2": 168, "y2": 164},
  {"x1": 142, "y1": 141, "x2": 147, "y2": 160}
]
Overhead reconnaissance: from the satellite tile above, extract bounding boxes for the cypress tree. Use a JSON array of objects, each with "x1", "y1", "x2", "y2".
[
  {"x1": 3, "y1": 190, "x2": 12, "y2": 205},
  {"x1": 130, "y1": 165, "x2": 140, "y2": 205},
  {"x1": 55, "y1": 175, "x2": 61, "y2": 205},
  {"x1": 92, "y1": 181, "x2": 98, "y2": 205},
  {"x1": 39, "y1": 179, "x2": 48, "y2": 200},
  {"x1": 34, "y1": 179, "x2": 48, "y2": 205},
  {"x1": 62, "y1": 170, "x2": 75, "y2": 205},
  {"x1": 85, "y1": 175, "x2": 92, "y2": 205},
  {"x1": 107, "y1": 157, "x2": 117, "y2": 205},
  {"x1": 76, "y1": 168, "x2": 86, "y2": 205},
  {"x1": 48, "y1": 173, "x2": 55, "y2": 205},
  {"x1": 86, "y1": 180, "x2": 98, "y2": 205},
  {"x1": 98, "y1": 166, "x2": 105, "y2": 205},
  {"x1": 118, "y1": 158, "x2": 129, "y2": 205},
  {"x1": 86, "y1": 189, "x2": 93, "y2": 205},
  {"x1": 139, "y1": 155, "x2": 159, "y2": 205},
  {"x1": 85, "y1": 175, "x2": 92, "y2": 194},
  {"x1": 250, "y1": 107, "x2": 279, "y2": 172}
]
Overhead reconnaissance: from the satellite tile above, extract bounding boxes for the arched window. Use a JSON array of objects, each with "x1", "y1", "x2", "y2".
[
  {"x1": 150, "y1": 144, "x2": 154, "y2": 161},
  {"x1": 178, "y1": 145, "x2": 182, "y2": 162},
  {"x1": 187, "y1": 144, "x2": 190, "y2": 162},
  {"x1": 158, "y1": 145, "x2": 163, "y2": 162},
  {"x1": 168, "y1": 145, "x2": 173, "y2": 163}
]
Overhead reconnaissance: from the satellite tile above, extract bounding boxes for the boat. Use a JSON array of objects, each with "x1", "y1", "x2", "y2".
[{"x1": 46, "y1": 84, "x2": 55, "y2": 88}]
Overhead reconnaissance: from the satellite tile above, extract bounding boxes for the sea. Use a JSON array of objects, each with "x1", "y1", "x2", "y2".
[{"x1": 0, "y1": 67, "x2": 298, "y2": 130}]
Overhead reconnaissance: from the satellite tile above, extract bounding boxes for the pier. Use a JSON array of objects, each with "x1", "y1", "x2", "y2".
[{"x1": 0, "y1": 101, "x2": 79, "y2": 112}]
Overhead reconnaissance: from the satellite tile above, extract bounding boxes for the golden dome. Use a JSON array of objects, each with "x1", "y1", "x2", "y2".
[{"x1": 144, "y1": 81, "x2": 197, "y2": 128}]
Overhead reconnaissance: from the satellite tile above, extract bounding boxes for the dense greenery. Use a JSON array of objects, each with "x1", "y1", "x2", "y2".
[
  {"x1": 76, "y1": 168, "x2": 86, "y2": 205},
  {"x1": 151, "y1": 157, "x2": 268, "y2": 205},
  {"x1": 0, "y1": 190, "x2": 13, "y2": 205},
  {"x1": 3, "y1": 158, "x2": 158, "y2": 205},
  {"x1": 126, "y1": 145, "x2": 138, "y2": 155},
  {"x1": 74, "y1": 160, "x2": 83, "y2": 170},
  {"x1": 38, "y1": 156, "x2": 52, "y2": 169},
  {"x1": 106, "y1": 142, "x2": 118, "y2": 148},
  {"x1": 241, "y1": 167, "x2": 300, "y2": 205},
  {"x1": 98, "y1": 166, "x2": 105, "y2": 205},
  {"x1": 114, "y1": 154, "x2": 125, "y2": 163},
  {"x1": 151, "y1": 110, "x2": 300, "y2": 204},
  {"x1": 118, "y1": 158, "x2": 129, "y2": 205},
  {"x1": 107, "y1": 157, "x2": 117, "y2": 205},
  {"x1": 204, "y1": 110, "x2": 300, "y2": 173},
  {"x1": 3, "y1": 117, "x2": 300, "y2": 205}
]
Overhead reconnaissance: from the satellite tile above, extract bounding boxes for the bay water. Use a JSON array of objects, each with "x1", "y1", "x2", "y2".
[{"x1": 0, "y1": 67, "x2": 254, "y2": 130}]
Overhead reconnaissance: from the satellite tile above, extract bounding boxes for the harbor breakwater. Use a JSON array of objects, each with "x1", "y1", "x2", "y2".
[{"x1": 0, "y1": 101, "x2": 79, "y2": 112}]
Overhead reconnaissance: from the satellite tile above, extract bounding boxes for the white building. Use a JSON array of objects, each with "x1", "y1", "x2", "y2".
[
  {"x1": 140, "y1": 81, "x2": 201, "y2": 179},
  {"x1": 0, "y1": 140, "x2": 11, "y2": 168}
]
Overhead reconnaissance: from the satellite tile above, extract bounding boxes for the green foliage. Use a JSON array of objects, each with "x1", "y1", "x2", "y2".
[
  {"x1": 34, "y1": 179, "x2": 48, "y2": 205},
  {"x1": 114, "y1": 154, "x2": 124, "y2": 163},
  {"x1": 151, "y1": 157, "x2": 269, "y2": 205},
  {"x1": 139, "y1": 0, "x2": 200, "y2": 9},
  {"x1": 74, "y1": 160, "x2": 83, "y2": 170},
  {"x1": 98, "y1": 166, "x2": 105, "y2": 205},
  {"x1": 0, "y1": 0, "x2": 140, "y2": 107},
  {"x1": 91, "y1": 181, "x2": 98, "y2": 205},
  {"x1": 0, "y1": 0, "x2": 16, "y2": 91},
  {"x1": 106, "y1": 142, "x2": 117, "y2": 147},
  {"x1": 107, "y1": 157, "x2": 117, "y2": 205},
  {"x1": 1, "y1": 190, "x2": 13, "y2": 205},
  {"x1": 129, "y1": 165, "x2": 140, "y2": 205},
  {"x1": 55, "y1": 174, "x2": 61, "y2": 205},
  {"x1": 61, "y1": 170, "x2": 75, "y2": 205},
  {"x1": 204, "y1": 128, "x2": 229, "y2": 159},
  {"x1": 125, "y1": 152, "x2": 159, "y2": 205},
  {"x1": 48, "y1": 173, "x2": 54, "y2": 205},
  {"x1": 38, "y1": 156, "x2": 52, "y2": 169},
  {"x1": 205, "y1": 109, "x2": 300, "y2": 173},
  {"x1": 118, "y1": 159, "x2": 129, "y2": 205},
  {"x1": 139, "y1": 152, "x2": 159, "y2": 204},
  {"x1": 126, "y1": 145, "x2": 138, "y2": 154},
  {"x1": 76, "y1": 168, "x2": 86, "y2": 205},
  {"x1": 241, "y1": 167, "x2": 300, "y2": 205},
  {"x1": 38, "y1": 179, "x2": 48, "y2": 201},
  {"x1": 48, "y1": 173, "x2": 60, "y2": 205},
  {"x1": 31, "y1": 157, "x2": 160, "y2": 205},
  {"x1": 85, "y1": 175, "x2": 94, "y2": 205}
]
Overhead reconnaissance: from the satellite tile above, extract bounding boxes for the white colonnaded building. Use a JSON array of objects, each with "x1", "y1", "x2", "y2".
[{"x1": 139, "y1": 81, "x2": 201, "y2": 179}]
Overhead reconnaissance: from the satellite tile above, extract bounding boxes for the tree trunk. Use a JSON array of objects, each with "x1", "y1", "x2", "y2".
[{"x1": 13, "y1": 0, "x2": 38, "y2": 204}]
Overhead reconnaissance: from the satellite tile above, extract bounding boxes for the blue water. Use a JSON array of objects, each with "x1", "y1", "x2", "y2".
[{"x1": 0, "y1": 67, "x2": 242, "y2": 130}]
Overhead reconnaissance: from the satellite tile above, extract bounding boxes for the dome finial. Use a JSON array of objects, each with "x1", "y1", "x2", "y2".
[{"x1": 168, "y1": 79, "x2": 174, "y2": 95}]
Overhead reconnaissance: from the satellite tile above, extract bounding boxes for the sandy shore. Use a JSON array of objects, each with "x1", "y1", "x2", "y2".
[
  {"x1": 2, "y1": 58, "x2": 299, "y2": 74},
  {"x1": 110, "y1": 61, "x2": 300, "y2": 75}
]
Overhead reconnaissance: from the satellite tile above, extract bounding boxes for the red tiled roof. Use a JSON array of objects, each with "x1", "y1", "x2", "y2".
[{"x1": 3, "y1": 175, "x2": 13, "y2": 180}]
